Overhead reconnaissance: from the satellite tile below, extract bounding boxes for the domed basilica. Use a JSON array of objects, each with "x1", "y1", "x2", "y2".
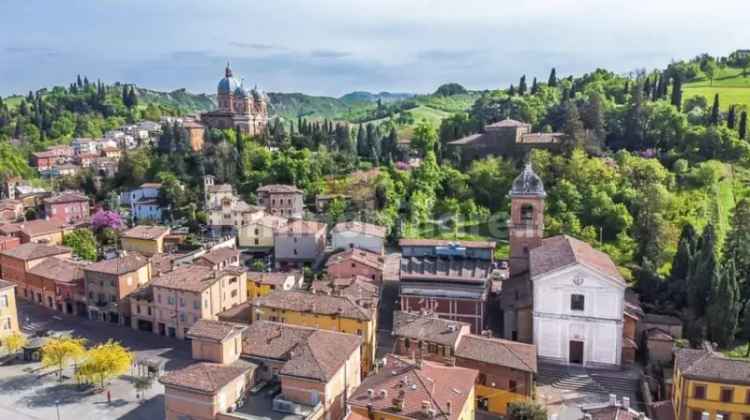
[{"x1": 200, "y1": 64, "x2": 269, "y2": 136}]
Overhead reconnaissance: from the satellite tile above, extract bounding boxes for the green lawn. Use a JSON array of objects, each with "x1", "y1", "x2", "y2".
[{"x1": 684, "y1": 66, "x2": 750, "y2": 110}]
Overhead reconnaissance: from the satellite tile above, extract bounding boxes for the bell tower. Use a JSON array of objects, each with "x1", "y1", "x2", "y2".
[{"x1": 508, "y1": 163, "x2": 546, "y2": 276}]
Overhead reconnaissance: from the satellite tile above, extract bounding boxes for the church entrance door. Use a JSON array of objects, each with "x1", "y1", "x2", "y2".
[{"x1": 569, "y1": 340, "x2": 584, "y2": 364}]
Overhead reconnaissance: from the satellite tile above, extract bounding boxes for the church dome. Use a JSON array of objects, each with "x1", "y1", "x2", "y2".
[
  {"x1": 510, "y1": 163, "x2": 546, "y2": 197},
  {"x1": 234, "y1": 85, "x2": 248, "y2": 97},
  {"x1": 217, "y1": 63, "x2": 242, "y2": 94}
]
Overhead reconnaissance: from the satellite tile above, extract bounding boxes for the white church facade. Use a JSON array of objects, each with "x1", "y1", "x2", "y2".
[
  {"x1": 502, "y1": 163, "x2": 627, "y2": 367},
  {"x1": 531, "y1": 235, "x2": 626, "y2": 366}
]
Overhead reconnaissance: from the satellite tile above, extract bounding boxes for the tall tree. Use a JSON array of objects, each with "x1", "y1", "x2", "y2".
[
  {"x1": 724, "y1": 199, "x2": 750, "y2": 307},
  {"x1": 669, "y1": 223, "x2": 698, "y2": 309},
  {"x1": 530, "y1": 77, "x2": 539, "y2": 94},
  {"x1": 356, "y1": 124, "x2": 367, "y2": 158},
  {"x1": 671, "y1": 76, "x2": 683, "y2": 110},
  {"x1": 688, "y1": 224, "x2": 718, "y2": 318},
  {"x1": 518, "y1": 75, "x2": 527, "y2": 95},
  {"x1": 739, "y1": 111, "x2": 747, "y2": 140},
  {"x1": 561, "y1": 101, "x2": 585, "y2": 153},
  {"x1": 707, "y1": 259, "x2": 741, "y2": 347},
  {"x1": 548, "y1": 68, "x2": 558, "y2": 87},
  {"x1": 727, "y1": 105, "x2": 737, "y2": 129},
  {"x1": 710, "y1": 93, "x2": 721, "y2": 125}
]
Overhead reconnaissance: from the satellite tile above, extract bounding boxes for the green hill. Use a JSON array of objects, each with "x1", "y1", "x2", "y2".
[{"x1": 683, "y1": 66, "x2": 750, "y2": 110}]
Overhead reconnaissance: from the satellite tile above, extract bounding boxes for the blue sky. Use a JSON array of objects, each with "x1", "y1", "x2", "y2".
[{"x1": 1, "y1": 0, "x2": 748, "y2": 97}]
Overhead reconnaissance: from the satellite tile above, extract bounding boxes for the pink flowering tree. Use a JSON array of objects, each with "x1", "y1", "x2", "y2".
[{"x1": 91, "y1": 210, "x2": 123, "y2": 231}]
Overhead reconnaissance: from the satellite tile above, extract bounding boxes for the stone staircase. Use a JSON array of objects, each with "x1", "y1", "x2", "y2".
[{"x1": 538, "y1": 362, "x2": 641, "y2": 405}]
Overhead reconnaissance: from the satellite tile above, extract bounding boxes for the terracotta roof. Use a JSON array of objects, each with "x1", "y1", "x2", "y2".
[
  {"x1": 247, "y1": 271, "x2": 300, "y2": 286},
  {"x1": 187, "y1": 319, "x2": 247, "y2": 342},
  {"x1": 399, "y1": 238, "x2": 496, "y2": 249},
  {"x1": 198, "y1": 247, "x2": 239, "y2": 265},
  {"x1": 84, "y1": 253, "x2": 149, "y2": 275},
  {"x1": 486, "y1": 118, "x2": 528, "y2": 128},
  {"x1": 649, "y1": 401, "x2": 675, "y2": 420},
  {"x1": 217, "y1": 301, "x2": 253, "y2": 324},
  {"x1": 14, "y1": 219, "x2": 64, "y2": 237},
  {"x1": 349, "y1": 355, "x2": 477, "y2": 420},
  {"x1": 151, "y1": 265, "x2": 232, "y2": 293},
  {"x1": 530, "y1": 235, "x2": 624, "y2": 282},
  {"x1": 311, "y1": 276, "x2": 380, "y2": 303},
  {"x1": 332, "y1": 221, "x2": 386, "y2": 239},
  {"x1": 241, "y1": 321, "x2": 362, "y2": 382},
  {"x1": 581, "y1": 404, "x2": 645, "y2": 420},
  {"x1": 257, "y1": 184, "x2": 302, "y2": 194},
  {"x1": 518, "y1": 132, "x2": 563, "y2": 144},
  {"x1": 0, "y1": 242, "x2": 71, "y2": 261},
  {"x1": 255, "y1": 215, "x2": 288, "y2": 229},
  {"x1": 392, "y1": 311, "x2": 469, "y2": 347},
  {"x1": 455, "y1": 334, "x2": 537, "y2": 373},
  {"x1": 159, "y1": 360, "x2": 255, "y2": 394},
  {"x1": 276, "y1": 220, "x2": 326, "y2": 235},
  {"x1": 27, "y1": 257, "x2": 85, "y2": 284},
  {"x1": 254, "y1": 290, "x2": 372, "y2": 321},
  {"x1": 326, "y1": 248, "x2": 384, "y2": 270},
  {"x1": 148, "y1": 253, "x2": 176, "y2": 275},
  {"x1": 121, "y1": 225, "x2": 170, "y2": 240},
  {"x1": 675, "y1": 347, "x2": 750, "y2": 385},
  {"x1": 139, "y1": 182, "x2": 162, "y2": 189}
]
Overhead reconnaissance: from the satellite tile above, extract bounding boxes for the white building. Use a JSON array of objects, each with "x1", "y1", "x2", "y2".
[
  {"x1": 121, "y1": 183, "x2": 162, "y2": 206},
  {"x1": 330, "y1": 221, "x2": 386, "y2": 254},
  {"x1": 132, "y1": 198, "x2": 163, "y2": 222},
  {"x1": 72, "y1": 138, "x2": 97, "y2": 156},
  {"x1": 531, "y1": 235, "x2": 625, "y2": 367}
]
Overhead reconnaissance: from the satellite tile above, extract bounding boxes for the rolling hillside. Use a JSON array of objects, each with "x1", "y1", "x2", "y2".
[{"x1": 683, "y1": 66, "x2": 750, "y2": 110}]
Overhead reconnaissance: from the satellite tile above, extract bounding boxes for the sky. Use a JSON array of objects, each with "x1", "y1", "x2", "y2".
[{"x1": 1, "y1": 0, "x2": 748, "y2": 97}]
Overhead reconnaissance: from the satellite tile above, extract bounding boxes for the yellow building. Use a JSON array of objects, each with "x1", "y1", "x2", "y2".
[
  {"x1": 0, "y1": 280, "x2": 20, "y2": 343},
  {"x1": 238, "y1": 214, "x2": 287, "y2": 249},
  {"x1": 252, "y1": 289, "x2": 377, "y2": 374},
  {"x1": 348, "y1": 354, "x2": 477, "y2": 420},
  {"x1": 246, "y1": 271, "x2": 302, "y2": 299},
  {"x1": 673, "y1": 346, "x2": 750, "y2": 420},
  {"x1": 121, "y1": 225, "x2": 170, "y2": 256}
]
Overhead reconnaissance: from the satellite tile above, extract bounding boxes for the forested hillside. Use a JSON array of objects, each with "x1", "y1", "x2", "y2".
[{"x1": 2, "y1": 51, "x2": 750, "y2": 349}]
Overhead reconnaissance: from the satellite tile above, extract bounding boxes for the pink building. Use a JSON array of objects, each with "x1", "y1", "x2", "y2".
[
  {"x1": 44, "y1": 191, "x2": 90, "y2": 224},
  {"x1": 325, "y1": 248, "x2": 384, "y2": 283}
]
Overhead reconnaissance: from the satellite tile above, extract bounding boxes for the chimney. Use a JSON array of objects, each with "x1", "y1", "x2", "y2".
[
  {"x1": 622, "y1": 397, "x2": 630, "y2": 409},
  {"x1": 702, "y1": 413, "x2": 710, "y2": 420},
  {"x1": 609, "y1": 394, "x2": 617, "y2": 406}
]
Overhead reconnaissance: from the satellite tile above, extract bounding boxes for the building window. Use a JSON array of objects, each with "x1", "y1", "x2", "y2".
[
  {"x1": 693, "y1": 384, "x2": 706, "y2": 399},
  {"x1": 720, "y1": 387, "x2": 734, "y2": 403},
  {"x1": 0, "y1": 295, "x2": 7, "y2": 308},
  {"x1": 193, "y1": 301, "x2": 200, "y2": 310},
  {"x1": 168, "y1": 296, "x2": 175, "y2": 305},
  {"x1": 2, "y1": 318, "x2": 10, "y2": 330},
  {"x1": 571, "y1": 294, "x2": 585, "y2": 311},
  {"x1": 719, "y1": 413, "x2": 730, "y2": 420},
  {"x1": 509, "y1": 380, "x2": 517, "y2": 392},
  {"x1": 691, "y1": 411, "x2": 702, "y2": 420},
  {"x1": 231, "y1": 290, "x2": 238, "y2": 298}
]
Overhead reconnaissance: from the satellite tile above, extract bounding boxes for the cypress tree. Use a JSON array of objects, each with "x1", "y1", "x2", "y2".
[
  {"x1": 707, "y1": 259, "x2": 741, "y2": 348},
  {"x1": 740, "y1": 111, "x2": 748, "y2": 140},
  {"x1": 710, "y1": 93, "x2": 721, "y2": 125},
  {"x1": 724, "y1": 199, "x2": 750, "y2": 308},
  {"x1": 356, "y1": 124, "x2": 367, "y2": 157},
  {"x1": 530, "y1": 77, "x2": 538, "y2": 94},
  {"x1": 669, "y1": 223, "x2": 698, "y2": 309},
  {"x1": 548, "y1": 68, "x2": 557, "y2": 87},
  {"x1": 508, "y1": 84, "x2": 516, "y2": 96},
  {"x1": 727, "y1": 105, "x2": 737, "y2": 129},
  {"x1": 671, "y1": 76, "x2": 683, "y2": 110},
  {"x1": 76, "y1": 74, "x2": 83, "y2": 88},
  {"x1": 688, "y1": 224, "x2": 717, "y2": 318},
  {"x1": 129, "y1": 86, "x2": 138, "y2": 108},
  {"x1": 519, "y1": 75, "x2": 527, "y2": 95},
  {"x1": 122, "y1": 85, "x2": 130, "y2": 107}
]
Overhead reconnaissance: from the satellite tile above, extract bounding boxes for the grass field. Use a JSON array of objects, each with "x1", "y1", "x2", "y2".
[{"x1": 684, "y1": 66, "x2": 750, "y2": 110}]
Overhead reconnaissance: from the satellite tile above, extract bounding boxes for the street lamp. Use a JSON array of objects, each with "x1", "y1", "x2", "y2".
[{"x1": 55, "y1": 399, "x2": 61, "y2": 420}]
